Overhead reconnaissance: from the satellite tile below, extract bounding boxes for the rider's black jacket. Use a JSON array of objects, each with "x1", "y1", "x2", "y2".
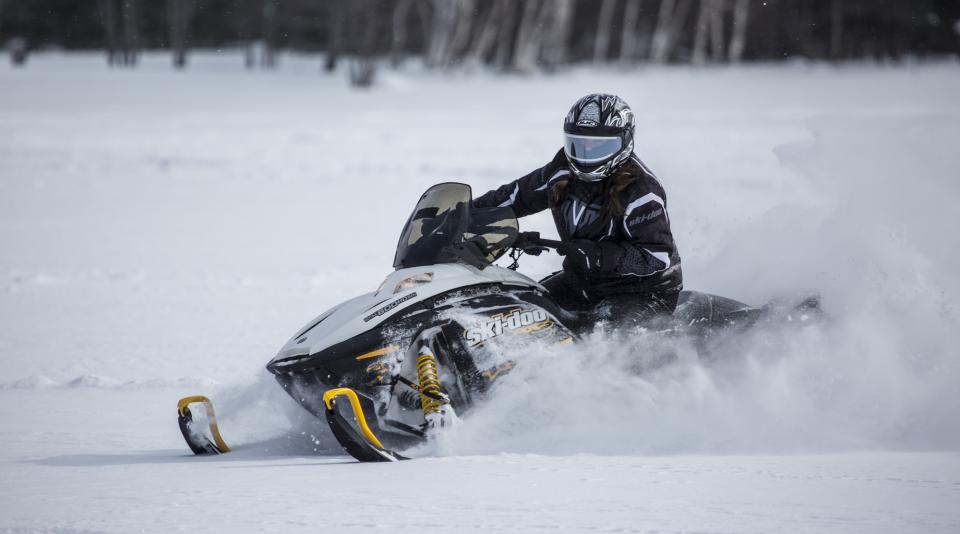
[{"x1": 474, "y1": 149, "x2": 682, "y2": 299}]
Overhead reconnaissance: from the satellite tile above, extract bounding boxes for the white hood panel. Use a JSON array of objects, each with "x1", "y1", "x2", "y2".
[{"x1": 271, "y1": 263, "x2": 543, "y2": 363}]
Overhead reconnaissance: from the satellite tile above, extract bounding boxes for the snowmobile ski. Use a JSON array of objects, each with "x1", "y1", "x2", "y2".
[
  {"x1": 177, "y1": 395, "x2": 230, "y2": 455},
  {"x1": 322, "y1": 388, "x2": 407, "y2": 462}
]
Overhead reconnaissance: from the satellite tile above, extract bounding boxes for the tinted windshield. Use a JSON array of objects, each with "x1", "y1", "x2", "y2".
[{"x1": 393, "y1": 183, "x2": 518, "y2": 269}]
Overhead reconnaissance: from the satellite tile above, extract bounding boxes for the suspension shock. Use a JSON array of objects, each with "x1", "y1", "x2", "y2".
[{"x1": 415, "y1": 350, "x2": 443, "y2": 418}]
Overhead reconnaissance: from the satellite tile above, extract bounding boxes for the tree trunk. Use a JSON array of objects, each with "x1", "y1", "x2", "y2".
[
  {"x1": 391, "y1": 0, "x2": 430, "y2": 66},
  {"x1": 542, "y1": 0, "x2": 575, "y2": 69},
  {"x1": 427, "y1": 0, "x2": 456, "y2": 67},
  {"x1": 693, "y1": 0, "x2": 725, "y2": 65},
  {"x1": 413, "y1": 0, "x2": 431, "y2": 56},
  {"x1": 99, "y1": 0, "x2": 119, "y2": 65},
  {"x1": 829, "y1": 0, "x2": 843, "y2": 59},
  {"x1": 727, "y1": 0, "x2": 748, "y2": 62},
  {"x1": 692, "y1": 0, "x2": 708, "y2": 64},
  {"x1": 237, "y1": 0, "x2": 256, "y2": 68},
  {"x1": 325, "y1": 0, "x2": 344, "y2": 72},
  {"x1": 593, "y1": 0, "x2": 618, "y2": 63},
  {"x1": 121, "y1": 0, "x2": 140, "y2": 66},
  {"x1": 466, "y1": 0, "x2": 504, "y2": 64},
  {"x1": 513, "y1": 0, "x2": 547, "y2": 72},
  {"x1": 708, "y1": 0, "x2": 725, "y2": 62},
  {"x1": 348, "y1": 0, "x2": 379, "y2": 86},
  {"x1": 620, "y1": 0, "x2": 643, "y2": 63},
  {"x1": 261, "y1": 0, "x2": 278, "y2": 68},
  {"x1": 650, "y1": 0, "x2": 672, "y2": 63},
  {"x1": 493, "y1": 1, "x2": 519, "y2": 70},
  {"x1": 446, "y1": 0, "x2": 476, "y2": 66},
  {"x1": 390, "y1": 0, "x2": 415, "y2": 65},
  {"x1": 167, "y1": 0, "x2": 195, "y2": 69},
  {"x1": 651, "y1": 0, "x2": 692, "y2": 64}
]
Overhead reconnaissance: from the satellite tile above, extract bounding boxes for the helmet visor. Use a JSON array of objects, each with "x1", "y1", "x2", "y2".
[{"x1": 563, "y1": 134, "x2": 622, "y2": 165}]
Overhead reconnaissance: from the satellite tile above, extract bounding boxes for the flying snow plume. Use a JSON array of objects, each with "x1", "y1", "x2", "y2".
[
  {"x1": 209, "y1": 374, "x2": 342, "y2": 456},
  {"x1": 435, "y1": 115, "x2": 960, "y2": 457}
]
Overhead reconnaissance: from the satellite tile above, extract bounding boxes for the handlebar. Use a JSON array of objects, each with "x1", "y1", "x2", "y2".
[
  {"x1": 514, "y1": 231, "x2": 562, "y2": 252},
  {"x1": 503, "y1": 231, "x2": 562, "y2": 270}
]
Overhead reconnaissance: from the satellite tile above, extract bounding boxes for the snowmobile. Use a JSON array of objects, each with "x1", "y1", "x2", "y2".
[{"x1": 177, "y1": 182, "x2": 818, "y2": 462}]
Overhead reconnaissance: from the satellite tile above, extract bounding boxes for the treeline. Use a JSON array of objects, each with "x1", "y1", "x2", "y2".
[{"x1": 2, "y1": 1, "x2": 958, "y2": 76}]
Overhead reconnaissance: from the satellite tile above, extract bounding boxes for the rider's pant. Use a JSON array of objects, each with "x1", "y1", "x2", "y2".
[{"x1": 540, "y1": 271, "x2": 679, "y2": 335}]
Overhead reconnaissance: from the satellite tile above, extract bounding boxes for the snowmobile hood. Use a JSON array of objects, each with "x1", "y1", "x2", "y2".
[{"x1": 267, "y1": 263, "x2": 542, "y2": 370}]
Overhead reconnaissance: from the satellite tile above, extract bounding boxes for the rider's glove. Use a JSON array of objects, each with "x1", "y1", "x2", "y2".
[{"x1": 556, "y1": 240, "x2": 602, "y2": 277}]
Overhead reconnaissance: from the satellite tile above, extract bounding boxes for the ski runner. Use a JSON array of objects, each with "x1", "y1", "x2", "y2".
[{"x1": 473, "y1": 93, "x2": 682, "y2": 333}]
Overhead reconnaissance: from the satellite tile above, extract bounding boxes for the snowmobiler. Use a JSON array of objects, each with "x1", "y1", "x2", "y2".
[
  {"x1": 475, "y1": 93, "x2": 682, "y2": 329},
  {"x1": 177, "y1": 182, "x2": 818, "y2": 462}
]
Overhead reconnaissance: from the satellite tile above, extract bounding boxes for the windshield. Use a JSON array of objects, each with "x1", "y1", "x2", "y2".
[{"x1": 393, "y1": 183, "x2": 519, "y2": 269}]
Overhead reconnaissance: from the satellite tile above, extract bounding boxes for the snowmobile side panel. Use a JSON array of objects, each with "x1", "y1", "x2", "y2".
[{"x1": 268, "y1": 263, "x2": 545, "y2": 369}]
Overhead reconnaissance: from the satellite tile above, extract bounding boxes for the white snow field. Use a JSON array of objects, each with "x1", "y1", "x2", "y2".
[{"x1": 2, "y1": 52, "x2": 960, "y2": 532}]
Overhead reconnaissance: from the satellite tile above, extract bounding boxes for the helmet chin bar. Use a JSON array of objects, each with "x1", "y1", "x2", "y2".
[{"x1": 570, "y1": 166, "x2": 608, "y2": 182}]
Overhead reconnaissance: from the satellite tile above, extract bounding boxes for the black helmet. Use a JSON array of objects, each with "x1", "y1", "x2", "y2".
[{"x1": 562, "y1": 93, "x2": 635, "y2": 182}]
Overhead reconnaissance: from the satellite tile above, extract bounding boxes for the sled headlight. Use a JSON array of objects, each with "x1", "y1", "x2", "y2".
[{"x1": 394, "y1": 272, "x2": 433, "y2": 293}]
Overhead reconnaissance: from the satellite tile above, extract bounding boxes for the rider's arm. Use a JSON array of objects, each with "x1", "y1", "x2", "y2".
[
  {"x1": 595, "y1": 180, "x2": 679, "y2": 281},
  {"x1": 473, "y1": 149, "x2": 570, "y2": 217}
]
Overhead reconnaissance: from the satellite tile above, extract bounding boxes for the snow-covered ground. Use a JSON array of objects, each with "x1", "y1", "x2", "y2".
[{"x1": 1, "y1": 52, "x2": 959, "y2": 532}]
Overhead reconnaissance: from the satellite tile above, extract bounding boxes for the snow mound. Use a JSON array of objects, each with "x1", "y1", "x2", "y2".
[
  {"x1": 0, "y1": 375, "x2": 59, "y2": 390},
  {"x1": 65, "y1": 375, "x2": 122, "y2": 388}
]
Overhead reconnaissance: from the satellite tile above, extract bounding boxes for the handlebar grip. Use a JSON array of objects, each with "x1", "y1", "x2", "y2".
[
  {"x1": 517, "y1": 232, "x2": 562, "y2": 250},
  {"x1": 536, "y1": 238, "x2": 564, "y2": 249}
]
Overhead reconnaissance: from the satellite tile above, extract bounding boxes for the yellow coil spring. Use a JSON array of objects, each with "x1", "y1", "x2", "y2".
[{"x1": 416, "y1": 352, "x2": 443, "y2": 417}]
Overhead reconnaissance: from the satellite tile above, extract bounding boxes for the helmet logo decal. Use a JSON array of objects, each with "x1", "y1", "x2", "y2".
[
  {"x1": 576, "y1": 102, "x2": 600, "y2": 127},
  {"x1": 605, "y1": 106, "x2": 632, "y2": 128}
]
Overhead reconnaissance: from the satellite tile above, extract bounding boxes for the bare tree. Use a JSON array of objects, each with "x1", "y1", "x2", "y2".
[
  {"x1": 449, "y1": 0, "x2": 479, "y2": 65},
  {"x1": 620, "y1": 0, "x2": 644, "y2": 63},
  {"x1": 781, "y1": 0, "x2": 817, "y2": 58},
  {"x1": 261, "y1": 0, "x2": 279, "y2": 68},
  {"x1": 167, "y1": 0, "x2": 195, "y2": 68},
  {"x1": 423, "y1": 0, "x2": 479, "y2": 68},
  {"x1": 728, "y1": 0, "x2": 749, "y2": 62},
  {"x1": 493, "y1": 1, "x2": 520, "y2": 70},
  {"x1": 99, "y1": 0, "x2": 119, "y2": 65},
  {"x1": 4, "y1": 0, "x2": 24, "y2": 68},
  {"x1": 344, "y1": 0, "x2": 381, "y2": 86},
  {"x1": 122, "y1": 0, "x2": 141, "y2": 66},
  {"x1": 829, "y1": 0, "x2": 844, "y2": 59},
  {"x1": 513, "y1": 0, "x2": 549, "y2": 72},
  {"x1": 325, "y1": 0, "x2": 345, "y2": 72},
  {"x1": 466, "y1": 0, "x2": 506, "y2": 65},
  {"x1": 236, "y1": 0, "x2": 255, "y2": 68},
  {"x1": 593, "y1": 0, "x2": 618, "y2": 63},
  {"x1": 99, "y1": 0, "x2": 139, "y2": 66},
  {"x1": 542, "y1": 0, "x2": 575, "y2": 69},
  {"x1": 693, "y1": 0, "x2": 726, "y2": 65},
  {"x1": 651, "y1": 0, "x2": 694, "y2": 64},
  {"x1": 426, "y1": 0, "x2": 456, "y2": 67},
  {"x1": 709, "y1": 0, "x2": 725, "y2": 61},
  {"x1": 391, "y1": 0, "x2": 430, "y2": 65}
]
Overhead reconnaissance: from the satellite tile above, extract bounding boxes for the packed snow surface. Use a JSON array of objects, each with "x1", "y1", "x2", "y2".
[{"x1": 1, "y1": 52, "x2": 959, "y2": 532}]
